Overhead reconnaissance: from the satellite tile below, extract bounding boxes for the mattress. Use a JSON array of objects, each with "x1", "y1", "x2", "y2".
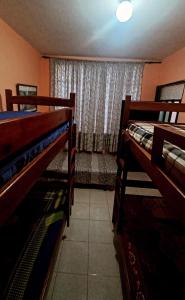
[
  {"x1": 127, "y1": 122, "x2": 185, "y2": 191},
  {"x1": 0, "y1": 111, "x2": 69, "y2": 188},
  {"x1": 1, "y1": 180, "x2": 67, "y2": 299},
  {"x1": 0, "y1": 111, "x2": 38, "y2": 121}
]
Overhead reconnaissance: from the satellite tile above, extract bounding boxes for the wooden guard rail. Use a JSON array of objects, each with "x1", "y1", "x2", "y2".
[
  {"x1": 5, "y1": 89, "x2": 75, "y2": 110},
  {"x1": 122, "y1": 95, "x2": 185, "y2": 129}
]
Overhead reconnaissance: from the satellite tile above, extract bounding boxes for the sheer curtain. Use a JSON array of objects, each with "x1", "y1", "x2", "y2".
[{"x1": 50, "y1": 59, "x2": 144, "y2": 152}]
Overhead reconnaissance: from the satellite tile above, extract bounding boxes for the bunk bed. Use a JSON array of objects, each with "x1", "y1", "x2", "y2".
[
  {"x1": 113, "y1": 96, "x2": 185, "y2": 300},
  {"x1": 0, "y1": 89, "x2": 76, "y2": 299}
]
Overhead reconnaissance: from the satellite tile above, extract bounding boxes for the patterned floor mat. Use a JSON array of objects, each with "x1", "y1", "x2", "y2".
[{"x1": 46, "y1": 151, "x2": 117, "y2": 189}]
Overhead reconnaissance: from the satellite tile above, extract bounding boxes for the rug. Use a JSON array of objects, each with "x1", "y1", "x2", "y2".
[{"x1": 46, "y1": 151, "x2": 117, "y2": 189}]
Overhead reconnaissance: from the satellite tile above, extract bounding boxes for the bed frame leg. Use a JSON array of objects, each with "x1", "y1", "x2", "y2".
[{"x1": 112, "y1": 136, "x2": 130, "y2": 233}]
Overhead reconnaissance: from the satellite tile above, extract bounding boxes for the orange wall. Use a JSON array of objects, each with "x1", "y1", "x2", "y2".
[
  {"x1": 159, "y1": 47, "x2": 185, "y2": 122},
  {"x1": 38, "y1": 58, "x2": 50, "y2": 112},
  {"x1": 141, "y1": 63, "x2": 161, "y2": 100},
  {"x1": 141, "y1": 47, "x2": 185, "y2": 107},
  {"x1": 0, "y1": 18, "x2": 41, "y2": 110},
  {"x1": 159, "y1": 46, "x2": 185, "y2": 86},
  {"x1": 39, "y1": 58, "x2": 50, "y2": 96}
]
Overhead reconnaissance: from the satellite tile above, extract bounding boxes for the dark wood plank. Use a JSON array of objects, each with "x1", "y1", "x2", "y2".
[
  {"x1": 129, "y1": 101, "x2": 185, "y2": 112},
  {"x1": 5, "y1": 89, "x2": 75, "y2": 109},
  {"x1": 0, "y1": 131, "x2": 69, "y2": 225},
  {"x1": 122, "y1": 96, "x2": 131, "y2": 129},
  {"x1": 0, "y1": 109, "x2": 72, "y2": 160},
  {"x1": 126, "y1": 132, "x2": 185, "y2": 220},
  {"x1": 152, "y1": 124, "x2": 185, "y2": 164},
  {"x1": 154, "y1": 124, "x2": 185, "y2": 147}
]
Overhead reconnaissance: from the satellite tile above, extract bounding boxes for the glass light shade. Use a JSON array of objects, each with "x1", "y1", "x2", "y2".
[{"x1": 116, "y1": 1, "x2": 133, "y2": 22}]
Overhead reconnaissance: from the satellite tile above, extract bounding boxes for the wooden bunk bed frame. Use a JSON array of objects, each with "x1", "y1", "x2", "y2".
[
  {"x1": 0, "y1": 89, "x2": 75, "y2": 225},
  {"x1": 113, "y1": 95, "x2": 185, "y2": 300},
  {"x1": 114, "y1": 95, "x2": 185, "y2": 227},
  {"x1": 0, "y1": 89, "x2": 76, "y2": 299}
]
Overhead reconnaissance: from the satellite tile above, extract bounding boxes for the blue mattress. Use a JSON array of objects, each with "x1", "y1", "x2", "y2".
[
  {"x1": 0, "y1": 112, "x2": 69, "y2": 188},
  {"x1": 0, "y1": 111, "x2": 38, "y2": 120}
]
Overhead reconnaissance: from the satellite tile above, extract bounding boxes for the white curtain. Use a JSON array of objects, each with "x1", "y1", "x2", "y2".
[{"x1": 50, "y1": 59, "x2": 144, "y2": 152}]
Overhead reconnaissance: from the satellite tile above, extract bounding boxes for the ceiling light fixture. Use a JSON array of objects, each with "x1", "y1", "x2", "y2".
[{"x1": 116, "y1": 0, "x2": 133, "y2": 22}]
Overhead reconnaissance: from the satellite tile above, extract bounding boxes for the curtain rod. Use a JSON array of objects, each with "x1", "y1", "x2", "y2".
[{"x1": 42, "y1": 55, "x2": 161, "y2": 64}]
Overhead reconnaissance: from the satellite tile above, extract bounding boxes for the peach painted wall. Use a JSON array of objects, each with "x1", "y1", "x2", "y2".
[
  {"x1": 0, "y1": 18, "x2": 41, "y2": 110},
  {"x1": 158, "y1": 46, "x2": 185, "y2": 122},
  {"x1": 159, "y1": 47, "x2": 185, "y2": 86},
  {"x1": 39, "y1": 58, "x2": 50, "y2": 96},
  {"x1": 141, "y1": 63, "x2": 161, "y2": 100},
  {"x1": 38, "y1": 58, "x2": 50, "y2": 112}
]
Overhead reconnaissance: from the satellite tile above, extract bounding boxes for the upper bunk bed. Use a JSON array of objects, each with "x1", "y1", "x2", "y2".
[
  {"x1": 115, "y1": 95, "x2": 185, "y2": 223},
  {"x1": 0, "y1": 89, "x2": 75, "y2": 226}
]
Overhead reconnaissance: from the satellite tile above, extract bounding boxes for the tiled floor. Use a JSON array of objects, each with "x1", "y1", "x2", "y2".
[{"x1": 46, "y1": 189, "x2": 123, "y2": 300}]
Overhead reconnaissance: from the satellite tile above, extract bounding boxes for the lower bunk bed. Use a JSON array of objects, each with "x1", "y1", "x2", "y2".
[
  {"x1": 0, "y1": 178, "x2": 67, "y2": 300},
  {"x1": 113, "y1": 96, "x2": 185, "y2": 300},
  {"x1": 114, "y1": 193, "x2": 185, "y2": 300},
  {"x1": 0, "y1": 90, "x2": 76, "y2": 299}
]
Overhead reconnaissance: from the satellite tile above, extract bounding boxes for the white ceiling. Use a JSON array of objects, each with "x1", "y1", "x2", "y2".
[{"x1": 1, "y1": 0, "x2": 185, "y2": 61}]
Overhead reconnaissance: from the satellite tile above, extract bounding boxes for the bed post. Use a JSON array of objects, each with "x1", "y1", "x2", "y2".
[
  {"x1": 122, "y1": 95, "x2": 131, "y2": 129},
  {"x1": 117, "y1": 95, "x2": 131, "y2": 156},
  {"x1": 113, "y1": 95, "x2": 132, "y2": 232},
  {"x1": 66, "y1": 93, "x2": 75, "y2": 225},
  {"x1": 5, "y1": 89, "x2": 13, "y2": 111},
  {"x1": 70, "y1": 92, "x2": 76, "y2": 109}
]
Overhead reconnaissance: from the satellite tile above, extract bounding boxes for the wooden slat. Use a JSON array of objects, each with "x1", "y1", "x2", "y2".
[
  {"x1": 152, "y1": 124, "x2": 185, "y2": 164},
  {"x1": 129, "y1": 101, "x2": 185, "y2": 112},
  {"x1": 5, "y1": 89, "x2": 75, "y2": 109},
  {"x1": 154, "y1": 124, "x2": 185, "y2": 147},
  {"x1": 121, "y1": 96, "x2": 131, "y2": 129},
  {"x1": 0, "y1": 131, "x2": 69, "y2": 225},
  {"x1": 0, "y1": 109, "x2": 72, "y2": 160},
  {"x1": 126, "y1": 133, "x2": 185, "y2": 220}
]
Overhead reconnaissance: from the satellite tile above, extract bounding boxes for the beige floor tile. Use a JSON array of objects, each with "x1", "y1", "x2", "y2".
[
  {"x1": 90, "y1": 190, "x2": 107, "y2": 204},
  {"x1": 65, "y1": 219, "x2": 89, "y2": 242},
  {"x1": 136, "y1": 187, "x2": 161, "y2": 197},
  {"x1": 127, "y1": 171, "x2": 151, "y2": 181},
  {"x1": 90, "y1": 201, "x2": 108, "y2": 208},
  {"x1": 90, "y1": 205, "x2": 110, "y2": 221},
  {"x1": 107, "y1": 198, "x2": 114, "y2": 211},
  {"x1": 125, "y1": 186, "x2": 161, "y2": 197},
  {"x1": 54, "y1": 245, "x2": 63, "y2": 272},
  {"x1": 88, "y1": 275, "x2": 122, "y2": 300},
  {"x1": 58, "y1": 241, "x2": 88, "y2": 274},
  {"x1": 71, "y1": 203, "x2": 90, "y2": 220},
  {"x1": 89, "y1": 220, "x2": 113, "y2": 243},
  {"x1": 75, "y1": 188, "x2": 90, "y2": 204},
  {"x1": 45, "y1": 271, "x2": 56, "y2": 300},
  {"x1": 105, "y1": 191, "x2": 114, "y2": 202},
  {"x1": 108, "y1": 207, "x2": 113, "y2": 222},
  {"x1": 52, "y1": 273, "x2": 87, "y2": 300},
  {"x1": 90, "y1": 200, "x2": 108, "y2": 209},
  {"x1": 88, "y1": 243, "x2": 119, "y2": 276},
  {"x1": 107, "y1": 197, "x2": 114, "y2": 221}
]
